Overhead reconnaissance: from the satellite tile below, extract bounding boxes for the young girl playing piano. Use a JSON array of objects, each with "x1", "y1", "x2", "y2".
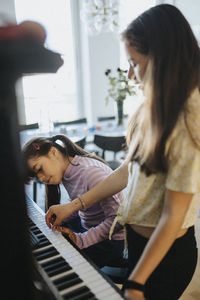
[
  {"x1": 22, "y1": 134, "x2": 124, "y2": 268},
  {"x1": 46, "y1": 4, "x2": 200, "y2": 300}
]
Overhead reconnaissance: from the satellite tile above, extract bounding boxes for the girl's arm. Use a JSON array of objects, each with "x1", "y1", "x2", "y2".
[
  {"x1": 56, "y1": 195, "x2": 123, "y2": 249},
  {"x1": 45, "y1": 162, "x2": 128, "y2": 228},
  {"x1": 125, "y1": 189, "x2": 193, "y2": 299},
  {"x1": 73, "y1": 194, "x2": 124, "y2": 249},
  {"x1": 79, "y1": 161, "x2": 128, "y2": 206}
]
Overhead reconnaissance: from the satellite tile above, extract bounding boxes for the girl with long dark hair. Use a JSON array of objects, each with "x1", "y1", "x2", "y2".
[
  {"x1": 46, "y1": 4, "x2": 200, "y2": 299},
  {"x1": 22, "y1": 134, "x2": 124, "y2": 268}
]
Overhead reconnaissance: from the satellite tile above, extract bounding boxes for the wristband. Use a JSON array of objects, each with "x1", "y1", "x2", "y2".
[
  {"x1": 77, "y1": 194, "x2": 86, "y2": 210},
  {"x1": 123, "y1": 280, "x2": 145, "y2": 293}
]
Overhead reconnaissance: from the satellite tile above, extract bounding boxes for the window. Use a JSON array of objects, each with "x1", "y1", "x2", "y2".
[
  {"x1": 14, "y1": 0, "x2": 79, "y2": 127},
  {"x1": 119, "y1": 0, "x2": 156, "y2": 117}
]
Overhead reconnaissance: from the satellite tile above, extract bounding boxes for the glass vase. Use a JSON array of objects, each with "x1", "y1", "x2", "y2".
[{"x1": 116, "y1": 100, "x2": 124, "y2": 126}]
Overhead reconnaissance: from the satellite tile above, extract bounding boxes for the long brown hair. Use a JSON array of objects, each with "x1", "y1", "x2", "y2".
[
  {"x1": 123, "y1": 4, "x2": 200, "y2": 175},
  {"x1": 22, "y1": 134, "x2": 107, "y2": 210},
  {"x1": 22, "y1": 134, "x2": 106, "y2": 181}
]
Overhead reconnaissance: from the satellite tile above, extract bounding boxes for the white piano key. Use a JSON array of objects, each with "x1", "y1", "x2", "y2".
[
  {"x1": 33, "y1": 244, "x2": 52, "y2": 253},
  {"x1": 50, "y1": 269, "x2": 75, "y2": 281},
  {"x1": 37, "y1": 254, "x2": 61, "y2": 265},
  {"x1": 27, "y1": 196, "x2": 124, "y2": 300},
  {"x1": 97, "y1": 287, "x2": 121, "y2": 298},
  {"x1": 59, "y1": 281, "x2": 85, "y2": 296}
]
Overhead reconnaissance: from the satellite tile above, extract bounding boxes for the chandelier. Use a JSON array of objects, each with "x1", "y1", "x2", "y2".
[{"x1": 80, "y1": 0, "x2": 121, "y2": 36}]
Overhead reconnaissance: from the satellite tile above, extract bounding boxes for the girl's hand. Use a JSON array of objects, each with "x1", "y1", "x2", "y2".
[
  {"x1": 54, "y1": 226, "x2": 76, "y2": 244},
  {"x1": 124, "y1": 289, "x2": 146, "y2": 300},
  {"x1": 45, "y1": 203, "x2": 75, "y2": 229}
]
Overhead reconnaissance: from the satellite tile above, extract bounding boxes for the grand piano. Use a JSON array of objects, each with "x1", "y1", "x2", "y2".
[{"x1": 0, "y1": 22, "x2": 124, "y2": 299}]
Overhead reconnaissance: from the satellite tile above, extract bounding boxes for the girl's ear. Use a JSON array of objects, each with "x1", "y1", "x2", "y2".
[{"x1": 48, "y1": 146, "x2": 58, "y2": 157}]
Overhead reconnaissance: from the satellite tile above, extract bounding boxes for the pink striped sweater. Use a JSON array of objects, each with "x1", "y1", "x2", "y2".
[{"x1": 62, "y1": 155, "x2": 124, "y2": 249}]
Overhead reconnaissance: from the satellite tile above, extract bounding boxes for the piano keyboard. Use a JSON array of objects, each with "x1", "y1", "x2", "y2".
[{"x1": 26, "y1": 195, "x2": 124, "y2": 300}]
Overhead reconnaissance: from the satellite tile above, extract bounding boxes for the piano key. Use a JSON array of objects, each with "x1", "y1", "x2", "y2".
[
  {"x1": 65, "y1": 290, "x2": 97, "y2": 300},
  {"x1": 27, "y1": 196, "x2": 124, "y2": 300},
  {"x1": 38, "y1": 238, "x2": 51, "y2": 248},
  {"x1": 55, "y1": 276, "x2": 82, "y2": 291},
  {"x1": 62, "y1": 286, "x2": 94, "y2": 300},
  {"x1": 33, "y1": 244, "x2": 52, "y2": 253},
  {"x1": 48, "y1": 264, "x2": 72, "y2": 278},
  {"x1": 60, "y1": 282, "x2": 85, "y2": 296},
  {"x1": 37, "y1": 253, "x2": 61, "y2": 266},
  {"x1": 36, "y1": 233, "x2": 47, "y2": 241},
  {"x1": 41, "y1": 256, "x2": 70, "y2": 270},
  {"x1": 71, "y1": 293, "x2": 97, "y2": 300},
  {"x1": 31, "y1": 226, "x2": 42, "y2": 235},
  {"x1": 34, "y1": 246, "x2": 59, "y2": 261},
  {"x1": 29, "y1": 228, "x2": 40, "y2": 249},
  {"x1": 43, "y1": 258, "x2": 72, "y2": 277},
  {"x1": 50, "y1": 269, "x2": 75, "y2": 282}
]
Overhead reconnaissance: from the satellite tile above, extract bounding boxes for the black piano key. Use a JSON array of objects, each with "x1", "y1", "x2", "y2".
[
  {"x1": 47, "y1": 264, "x2": 72, "y2": 277},
  {"x1": 69, "y1": 291, "x2": 97, "y2": 300},
  {"x1": 41, "y1": 256, "x2": 66, "y2": 268},
  {"x1": 43, "y1": 258, "x2": 65, "y2": 271},
  {"x1": 31, "y1": 226, "x2": 42, "y2": 235},
  {"x1": 59, "y1": 277, "x2": 82, "y2": 291},
  {"x1": 38, "y1": 235, "x2": 49, "y2": 242},
  {"x1": 41, "y1": 257, "x2": 71, "y2": 277},
  {"x1": 63, "y1": 286, "x2": 92, "y2": 300},
  {"x1": 38, "y1": 238, "x2": 51, "y2": 248},
  {"x1": 29, "y1": 220, "x2": 49, "y2": 242},
  {"x1": 28, "y1": 219, "x2": 35, "y2": 227},
  {"x1": 37, "y1": 234, "x2": 51, "y2": 245},
  {"x1": 29, "y1": 229, "x2": 40, "y2": 249},
  {"x1": 53, "y1": 273, "x2": 82, "y2": 291},
  {"x1": 34, "y1": 246, "x2": 59, "y2": 261}
]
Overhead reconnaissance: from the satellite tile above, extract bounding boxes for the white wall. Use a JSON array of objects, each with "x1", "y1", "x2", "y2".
[
  {"x1": 157, "y1": 0, "x2": 200, "y2": 25},
  {"x1": 175, "y1": 0, "x2": 200, "y2": 25},
  {"x1": 0, "y1": 0, "x2": 16, "y2": 23},
  {"x1": 81, "y1": 32, "x2": 120, "y2": 125},
  {"x1": 78, "y1": 0, "x2": 120, "y2": 126}
]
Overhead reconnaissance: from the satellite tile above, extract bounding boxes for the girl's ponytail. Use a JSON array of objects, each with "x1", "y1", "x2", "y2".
[{"x1": 45, "y1": 184, "x2": 60, "y2": 212}]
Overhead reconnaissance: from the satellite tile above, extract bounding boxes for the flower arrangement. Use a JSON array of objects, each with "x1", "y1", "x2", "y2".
[{"x1": 105, "y1": 68, "x2": 136, "y2": 104}]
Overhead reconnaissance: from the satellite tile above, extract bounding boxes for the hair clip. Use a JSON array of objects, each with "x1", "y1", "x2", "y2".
[
  {"x1": 54, "y1": 139, "x2": 65, "y2": 148},
  {"x1": 33, "y1": 143, "x2": 40, "y2": 150}
]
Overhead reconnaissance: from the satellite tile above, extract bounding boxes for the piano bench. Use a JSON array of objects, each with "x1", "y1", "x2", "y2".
[{"x1": 101, "y1": 257, "x2": 128, "y2": 284}]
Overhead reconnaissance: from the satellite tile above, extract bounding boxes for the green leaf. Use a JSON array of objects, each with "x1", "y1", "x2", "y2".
[{"x1": 104, "y1": 67, "x2": 137, "y2": 103}]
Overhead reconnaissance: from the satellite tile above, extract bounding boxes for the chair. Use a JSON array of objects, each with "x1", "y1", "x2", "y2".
[
  {"x1": 98, "y1": 115, "x2": 128, "y2": 122},
  {"x1": 32, "y1": 178, "x2": 43, "y2": 203},
  {"x1": 75, "y1": 136, "x2": 86, "y2": 149},
  {"x1": 53, "y1": 118, "x2": 87, "y2": 127},
  {"x1": 93, "y1": 134, "x2": 126, "y2": 170},
  {"x1": 97, "y1": 116, "x2": 115, "y2": 122},
  {"x1": 101, "y1": 256, "x2": 128, "y2": 284},
  {"x1": 19, "y1": 123, "x2": 39, "y2": 202}
]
